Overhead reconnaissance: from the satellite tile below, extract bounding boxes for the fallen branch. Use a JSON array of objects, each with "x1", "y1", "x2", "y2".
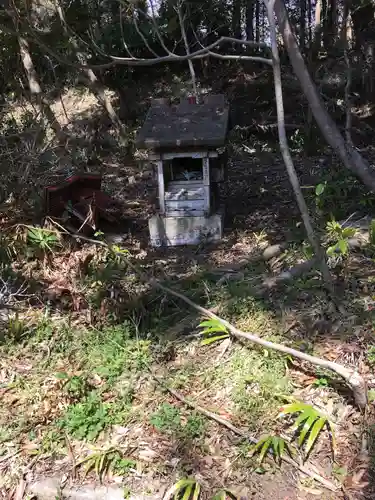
[
  {"x1": 59, "y1": 228, "x2": 368, "y2": 409},
  {"x1": 150, "y1": 371, "x2": 338, "y2": 491},
  {"x1": 152, "y1": 279, "x2": 367, "y2": 409},
  {"x1": 259, "y1": 257, "x2": 318, "y2": 291}
]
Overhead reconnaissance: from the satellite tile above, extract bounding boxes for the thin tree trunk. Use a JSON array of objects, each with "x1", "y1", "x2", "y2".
[
  {"x1": 339, "y1": 0, "x2": 350, "y2": 44},
  {"x1": 314, "y1": 0, "x2": 322, "y2": 52},
  {"x1": 322, "y1": 0, "x2": 329, "y2": 50},
  {"x1": 273, "y1": 0, "x2": 375, "y2": 191},
  {"x1": 18, "y1": 36, "x2": 65, "y2": 142},
  {"x1": 330, "y1": 0, "x2": 338, "y2": 43},
  {"x1": 232, "y1": 0, "x2": 242, "y2": 39},
  {"x1": 177, "y1": 0, "x2": 198, "y2": 100},
  {"x1": 343, "y1": 3, "x2": 353, "y2": 146},
  {"x1": 264, "y1": 0, "x2": 334, "y2": 298},
  {"x1": 256, "y1": 0, "x2": 261, "y2": 42},
  {"x1": 300, "y1": 0, "x2": 306, "y2": 51},
  {"x1": 246, "y1": 0, "x2": 255, "y2": 40},
  {"x1": 308, "y1": 0, "x2": 312, "y2": 47}
]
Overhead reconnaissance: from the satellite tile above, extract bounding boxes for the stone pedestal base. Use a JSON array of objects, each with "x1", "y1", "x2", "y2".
[{"x1": 148, "y1": 212, "x2": 223, "y2": 247}]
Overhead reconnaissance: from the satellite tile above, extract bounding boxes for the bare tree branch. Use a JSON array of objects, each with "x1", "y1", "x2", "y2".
[
  {"x1": 119, "y1": 4, "x2": 137, "y2": 58},
  {"x1": 132, "y1": 10, "x2": 160, "y2": 58},
  {"x1": 208, "y1": 50, "x2": 273, "y2": 64},
  {"x1": 148, "y1": 0, "x2": 176, "y2": 56},
  {"x1": 176, "y1": 0, "x2": 198, "y2": 98}
]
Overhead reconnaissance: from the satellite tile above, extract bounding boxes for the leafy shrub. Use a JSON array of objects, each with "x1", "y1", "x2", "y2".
[
  {"x1": 150, "y1": 403, "x2": 181, "y2": 433},
  {"x1": 85, "y1": 322, "x2": 151, "y2": 382},
  {"x1": 59, "y1": 393, "x2": 112, "y2": 441}
]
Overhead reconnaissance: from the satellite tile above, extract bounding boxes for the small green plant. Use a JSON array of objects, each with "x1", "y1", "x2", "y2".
[
  {"x1": 312, "y1": 377, "x2": 329, "y2": 387},
  {"x1": 26, "y1": 226, "x2": 59, "y2": 253},
  {"x1": 332, "y1": 464, "x2": 347, "y2": 483},
  {"x1": 150, "y1": 403, "x2": 181, "y2": 433},
  {"x1": 212, "y1": 490, "x2": 238, "y2": 500},
  {"x1": 198, "y1": 318, "x2": 229, "y2": 346},
  {"x1": 250, "y1": 434, "x2": 293, "y2": 464},
  {"x1": 86, "y1": 323, "x2": 150, "y2": 382},
  {"x1": 368, "y1": 389, "x2": 375, "y2": 403},
  {"x1": 110, "y1": 245, "x2": 129, "y2": 265},
  {"x1": 7, "y1": 313, "x2": 26, "y2": 341},
  {"x1": 167, "y1": 479, "x2": 238, "y2": 500},
  {"x1": 290, "y1": 129, "x2": 304, "y2": 152},
  {"x1": 150, "y1": 405, "x2": 206, "y2": 441},
  {"x1": 55, "y1": 372, "x2": 91, "y2": 399},
  {"x1": 58, "y1": 392, "x2": 111, "y2": 441},
  {"x1": 325, "y1": 219, "x2": 356, "y2": 259},
  {"x1": 367, "y1": 346, "x2": 375, "y2": 367},
  {"x1": 75, "y1": 446, "x2": 136, "y2": 481},
  {"x1": 279, "y1": 401, "x2": 335, "y2": 458},
  {"x1": 184, "y1": 413, "x2": 206, "y2": 439},
  {"x1": 168, "y1": 478, "x2": 201, "y2": 500}
]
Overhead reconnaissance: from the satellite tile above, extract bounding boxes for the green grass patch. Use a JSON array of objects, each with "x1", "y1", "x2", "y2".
[
  {"x1": 150, "y1": 403, "x2": 206, "y2": 442},
  {"x1": 212, "y1": 345, "x2": 291, "y2": 429},
  {"x1": 0, "y1": 317, "x2": 153, "y2": 445},
  {"x1": 58, "y1": 391, "x2": 132, "y2": 441},
  {"x1": 83, "y1": 323, "x2": 151, "y2": 383}
]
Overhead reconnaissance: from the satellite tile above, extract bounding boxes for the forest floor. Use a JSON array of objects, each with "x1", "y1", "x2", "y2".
[{"x1": 1, "y1": 77, "x2": 375, "y2": 500}]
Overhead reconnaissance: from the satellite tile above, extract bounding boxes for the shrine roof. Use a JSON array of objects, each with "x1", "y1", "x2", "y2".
[{"x1": 135, "y1": 94, "x2": 229, "y2": 150}]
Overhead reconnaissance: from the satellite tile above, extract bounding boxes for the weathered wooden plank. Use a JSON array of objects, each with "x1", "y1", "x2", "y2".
[
  {"x1": 157, "y1": 161, "x2": 165, "y2": 214},
  {"x1": 165, "y1": 186, "x2": 205, "y2": 201},
  {"x1": 165, "y1": 199, "x2": 206, "y2": 211},
  {"x1": 202, "y1": 157, "x2": 210, "y2": 214}
]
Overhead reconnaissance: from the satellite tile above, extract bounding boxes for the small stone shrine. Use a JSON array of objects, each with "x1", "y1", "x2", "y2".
[{"x1": 136, "y1": 94, "x2": 229, "y2": 247}]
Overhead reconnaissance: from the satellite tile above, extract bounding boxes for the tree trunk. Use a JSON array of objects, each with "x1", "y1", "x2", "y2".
[
  {"x1": 264, "y1": 0, "x2": 334, "y2": 298},
  {"x1": 177, "y1": 0, "x2": 198, "y2": 99},
  {"x1": 314, "y1": 0, "x2": 322, "y2": 52},
  {"x1": 232, "y1": 0, "x2": 242, "y2": 39},
  {"x1": 255, "y1": 0, "x2": 260, "y2": 41},
  {"x1": 322, "y1": 0, "x2": 329, "y2": 50},
  {"x1": 329, "y1": 0, "x2": 338, "y2": 44},
  {"x1": 342, "y1": 2, "x2": 353, "y2": 147},
  {"x1": 307, "y1": 0, "x2": 312, "y2": 47},
  {"x1": 273, "y1": 0, "x2": 375, "y2": 192},
  {"x1": 299, "y1": 0, "x2": 306, "y2": 51},
  {"x1": 18, "y1": 36, "x2": 65, "y2": 143},
  {"x1": 246, "y1": 0, "x2": 255, "y2": 40},
  {"x1": 339, "y1": 0, "x2": 350, "y2": 45}
]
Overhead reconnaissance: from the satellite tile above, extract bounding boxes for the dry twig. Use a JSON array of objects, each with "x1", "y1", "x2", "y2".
[{"x1": 150, "y1": 370, "x2": 338, "y2": 492}]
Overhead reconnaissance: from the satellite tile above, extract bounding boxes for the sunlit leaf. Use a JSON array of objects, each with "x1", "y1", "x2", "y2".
[
  {"x1": 181, "y1": 484, "x2": 193, "y2": 500},
  {"x1": 201, "y1": 334, "x2": 229, "y2": 346},
  {"x1": 199, "y1": 319, "x2": 227, "y2": 332},
  {"x1": 199, "y1": 318, "x2": 229, "y2": 346},
  {"x1": 337, "y1": 239, "x2": 348, "y2": 255},
  {"x1": 278, "y1": 436, "x2": 285, "y2": 461},
  {"x1": 191, "y1": 482, "x2": 201, "y2": 500},
  {"x1": 279, "y1": 402, "x2": 334, "y2": 458},
  {"x1": 258, "y1": 438, "x2": 270, "y2": 464},
  {"x1": 212, "y1": 490, "x2": 237, "y2": 500},
  {"x1": 342, "y1": 227, "x2": 356, "y2": 238},
  {"x1": 315, "y1": 183, "x2": 326, "y2": 196},
  {"x1": 305, "y1": 416, "x2": 326, "y2": 455},
  {"x1": 298, "y1": 414, "x2": 316, "y2": 447}
]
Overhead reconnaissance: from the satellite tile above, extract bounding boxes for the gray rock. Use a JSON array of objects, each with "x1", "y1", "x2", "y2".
[{"x1": 28, "y1": 477, "x2": 160, "y2": 500}]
